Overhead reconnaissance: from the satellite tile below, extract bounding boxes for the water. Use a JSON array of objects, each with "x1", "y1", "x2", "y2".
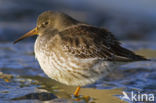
[
  {"x1": 1, "y1": 0, "x2": 156, "y2": 42},
  {"x1": 0, "y1": 41, "x2": 156, "y2": 103}
]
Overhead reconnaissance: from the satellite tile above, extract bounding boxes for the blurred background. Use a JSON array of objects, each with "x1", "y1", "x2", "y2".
[
  {"x1": 0, "y1": 0, "x2": 156, "y2": 103},
  {"x1": 0, "y1": 0, "x2": 156, "y2": 42}
]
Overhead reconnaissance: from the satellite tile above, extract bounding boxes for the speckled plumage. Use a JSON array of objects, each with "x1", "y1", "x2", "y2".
[
  {"x1": 35, "y1": 30, "x2": 117, "y2": 86},
  {"x1": 15, "y1": 11, "x2": 147, "y2": 86},
  {"x1": 33, "y1": 11, "x2": 147, "y2": 86}
]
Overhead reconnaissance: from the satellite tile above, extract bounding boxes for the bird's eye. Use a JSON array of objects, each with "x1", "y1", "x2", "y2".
[
  {"x1": 41, "y1": 21, "x2": 49, "y2": 28},
  {"x1": 44, "y1": 21, "x2": 49, "y2": 25}
]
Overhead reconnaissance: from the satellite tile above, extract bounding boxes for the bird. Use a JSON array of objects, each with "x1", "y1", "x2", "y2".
[{"x1": 14, "y1": 11, "x2": 147, "y2": 97}]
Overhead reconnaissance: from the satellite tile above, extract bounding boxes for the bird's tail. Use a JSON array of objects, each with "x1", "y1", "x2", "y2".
[{"x1": 113, "y1": 46, "x2": 149, "y2": 61}]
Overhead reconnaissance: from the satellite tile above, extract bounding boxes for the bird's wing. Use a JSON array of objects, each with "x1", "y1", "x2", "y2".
[{"x1": 59, "y1": 24, "x2": 146, "y2": 61}]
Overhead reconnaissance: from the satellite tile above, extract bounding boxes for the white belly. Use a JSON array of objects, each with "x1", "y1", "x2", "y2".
[{"x1": 34, "y1": 39, "x2": 117, "y2": 86}]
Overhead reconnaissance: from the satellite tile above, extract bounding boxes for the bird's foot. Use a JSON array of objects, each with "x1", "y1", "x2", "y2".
[{"x1": 72, "y1": 95, "x2": 91, "y2": 102}]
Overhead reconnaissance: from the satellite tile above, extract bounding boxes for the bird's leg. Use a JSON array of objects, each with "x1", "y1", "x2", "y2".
[
  {"x1": 74, "y1": 86, "x2": 81, "y2": 97},
  {"x1": 73, "y1": 86, "x2": 91, "y2": 102}
]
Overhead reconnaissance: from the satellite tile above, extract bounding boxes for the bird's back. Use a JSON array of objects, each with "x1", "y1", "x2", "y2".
[{"x1": 58, "y1": 24, "x2": 147, "y2": 62}]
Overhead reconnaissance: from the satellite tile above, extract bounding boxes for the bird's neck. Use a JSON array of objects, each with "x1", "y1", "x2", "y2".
[{"x1": 54, "y1": 15, "x2": 79, "y2": 31}]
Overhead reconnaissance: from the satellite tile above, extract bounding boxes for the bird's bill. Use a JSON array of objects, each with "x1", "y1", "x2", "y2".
[{"x1": 13, "y1": 27, "x2": 38, "y2": 44}]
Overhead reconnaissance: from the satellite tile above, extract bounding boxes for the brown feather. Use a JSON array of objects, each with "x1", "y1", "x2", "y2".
[{"x1": 59, "y1": 24, "x2": 147, "y2": 61}]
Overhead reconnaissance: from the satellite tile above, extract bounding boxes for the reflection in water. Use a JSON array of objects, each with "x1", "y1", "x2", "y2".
[
  {"x1": 22, "y1": 76, "x2": 124, "y2": 103},
  {"x1": 0, "y1": 42, "x2": 156, "y2": 103},
  {"x1": 12, "y1": 92, "x2": 57, "y2": 101}
]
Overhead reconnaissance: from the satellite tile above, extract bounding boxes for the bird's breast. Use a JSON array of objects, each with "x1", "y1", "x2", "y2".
[
  {"x1": 34, "y1": 36, "x2": 116, "y2": 86},
  {"x1": 34, "y1": 36, "x2": 93, "y2": 73}
]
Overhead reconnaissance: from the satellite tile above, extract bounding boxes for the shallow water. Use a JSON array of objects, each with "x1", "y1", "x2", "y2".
[{"x1": 0, "y1": 41, "x2": 156, "y2": 103}]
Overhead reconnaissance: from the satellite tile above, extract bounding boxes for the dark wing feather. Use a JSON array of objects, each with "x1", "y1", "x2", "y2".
[{"x1": 59, "y1": 24, "x2": 147, "y2": 61}]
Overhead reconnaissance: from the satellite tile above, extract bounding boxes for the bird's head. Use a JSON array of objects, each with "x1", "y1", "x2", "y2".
[{"x1": 14, "y1": 11, "x2": 78, "y2": 44}]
